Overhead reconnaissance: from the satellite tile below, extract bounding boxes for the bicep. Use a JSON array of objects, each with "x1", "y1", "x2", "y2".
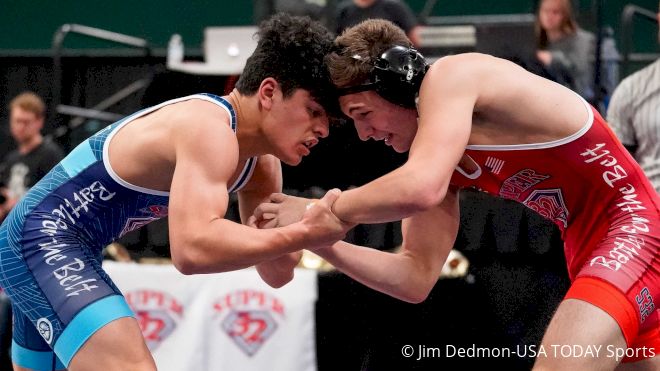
[
  {"x1": 237, "y1": 155, "x2": 282, "y2": 224},
  {"x1": 406, "y1": 61, "x2": 475, "y2": 187},
  {"x1": 168, "y1": 121, "x2": 237, "y2": 244}
]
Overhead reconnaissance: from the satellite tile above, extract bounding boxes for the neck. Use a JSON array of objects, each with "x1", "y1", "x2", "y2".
[
  {"x1": 19, "y1": 134, "x2": 43, "y2": 155},
  {"x1": 226, "y1": 89, "x2": 271, "y2": 162}
]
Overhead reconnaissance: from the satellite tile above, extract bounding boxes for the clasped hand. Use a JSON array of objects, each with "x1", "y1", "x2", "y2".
[{"x1": 249, "y1": 189, "x2": 353, "y2": 250}]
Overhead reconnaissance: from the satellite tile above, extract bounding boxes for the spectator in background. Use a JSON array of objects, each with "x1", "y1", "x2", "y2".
[
  {"x1": 607, "y1": 2, "x2": 660, "y2": 194},
  {"x1": 0, "y1": 92, "x2": 64, "y2": 222},
  {"x1": 535, "y1": 0, "x2": 596, "y2": 101},
  {"x1": 335, "y1": 0, "x2": 421, "y2": 47}
]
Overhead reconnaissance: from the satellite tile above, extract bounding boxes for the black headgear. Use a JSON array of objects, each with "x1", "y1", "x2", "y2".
[{"x1": 338, "y1": 45, "x2": 429, "y2": 109}]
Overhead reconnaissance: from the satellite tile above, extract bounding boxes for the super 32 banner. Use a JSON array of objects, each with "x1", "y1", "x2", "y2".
[{"x1": 104, "y1": 262, "x2": 318, "y2": 371}]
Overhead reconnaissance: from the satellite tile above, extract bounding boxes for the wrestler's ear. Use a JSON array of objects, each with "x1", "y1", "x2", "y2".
[{"x1": 258, "y1": 77, "x2": 278, "y2": 111}]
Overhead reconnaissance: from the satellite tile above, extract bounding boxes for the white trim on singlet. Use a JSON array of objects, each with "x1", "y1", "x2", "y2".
[
  {"x1": 102, "y1": 94, "x2": 235, "y2": 196},
  {"x1": 465, "y1": 94, "x2": 594, "y2": 151},
  {"x1": 454, "y1": 155, "x2": 482, "y2": 179}
]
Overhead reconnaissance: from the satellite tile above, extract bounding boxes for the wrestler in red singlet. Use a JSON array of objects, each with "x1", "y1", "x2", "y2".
[{"x1": 451, "y1": 99, "x2": 660, "y2": 362}]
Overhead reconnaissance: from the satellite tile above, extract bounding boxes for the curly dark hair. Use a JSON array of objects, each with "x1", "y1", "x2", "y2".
[{"x1": 236, "y1": 13, "x2": 340, "y2": 118}]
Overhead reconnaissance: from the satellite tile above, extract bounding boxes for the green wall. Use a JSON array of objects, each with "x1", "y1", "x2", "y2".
[
  {"x1": 1, "y1": 0, "x2": 253, "y2": 53},
  {"x1": 1, "y1": 0, "x2": 657, "y2": 54}
]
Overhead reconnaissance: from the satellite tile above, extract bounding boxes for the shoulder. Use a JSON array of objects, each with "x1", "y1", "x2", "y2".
[
  {"x1": 425, "y1": 53, "x2": 496, "y2": 84},
  {"x1": 170, "y1": 99, "x2": 238, "y2": 164},
  {"x1": 172, "y1": 97, "x2": 231, "y2": 119},
  {"x1": 421, "y1": 53, "x2": 539, "y2": 110},
  {"x1": 431, "y1": 52, "x2": 497, "y2": 67},
  {"x1": 171, "y1": 98, "x2": 234, "y2": 137},
  {"x1": 418, "y1": 54, "x2": 493, "y2": 111}
]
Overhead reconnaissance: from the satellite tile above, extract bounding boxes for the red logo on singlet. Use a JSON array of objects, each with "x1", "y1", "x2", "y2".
[
  {"x1": 120, "y1": 205, "x2": 169, "y2": 237},
  {"x1": 636, "y1": 287, "x2": 655, "y2": 323},
  {"x1": 213, "y1": 290, "x2": 285, "y2": 356},
  {"x1": 523, "y1": 188, "x2": 569, "y2": 228},
  {"x1": 499, "y1": 169, "x2": 550, "y2": 200},
  {"x1": 125, "y1": 290, "x2": 184, "y2": 350},
  {"x1": 140, "y1": 205, "x2": 169, "y2": 217}
]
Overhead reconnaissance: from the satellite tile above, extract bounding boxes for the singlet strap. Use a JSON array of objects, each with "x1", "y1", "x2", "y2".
[{"x1": 228, "y1": 157, "x2": 258, "y2": 193}]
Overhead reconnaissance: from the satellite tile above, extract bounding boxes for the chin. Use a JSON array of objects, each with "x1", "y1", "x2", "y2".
[
  {"x1": 287, "y1": 158, "x2": 303, "y2": 166},
  {"x1": 281, "y1": 154, "x2": 303, "y2": 166},
  {"x1": 392, "y1": 142, "x2": 411, "y2": 153},
  {"x1": 273, "y1": 146, "x2": 302, "y2": 166}
]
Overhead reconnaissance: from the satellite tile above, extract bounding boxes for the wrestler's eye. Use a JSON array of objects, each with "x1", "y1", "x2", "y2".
[
  {"x1": 307, "y1": 106, "x2": 323, "y2": 118},
  {"x1": 359, "y1": 111, "x2": 371, "y2": 118}
]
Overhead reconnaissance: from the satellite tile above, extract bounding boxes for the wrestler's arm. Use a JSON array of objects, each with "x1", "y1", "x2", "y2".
[
  {"x1": 168, "y1": 111, "x2": 323, "y2": 274},
  {"x1": 237, "y1": 155, "x2": 302, "y2": 288},
  {"x1": 332, "y1": 56, "x2": 478, "y2": 224},
  {"x1": 317, "y1": 188, "x2": 460, "y2": 303}
]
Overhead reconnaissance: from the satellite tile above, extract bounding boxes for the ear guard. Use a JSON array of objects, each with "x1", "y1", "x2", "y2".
[{"x1": 338, "y1": 45, "x2": 429, "y2": 109}]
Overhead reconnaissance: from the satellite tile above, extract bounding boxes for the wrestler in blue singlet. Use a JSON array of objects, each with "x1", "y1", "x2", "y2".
[{"x1": 0, "y1": 94, "x2": 256, "y2": 370}]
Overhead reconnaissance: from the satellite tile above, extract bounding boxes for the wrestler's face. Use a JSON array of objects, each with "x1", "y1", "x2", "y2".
[
  {"x1": 339, "y1": 91, "x2": 418, "y2": 153},
  {"x1": 264, "y1": 87, "x2": 329, "y2": 166}
]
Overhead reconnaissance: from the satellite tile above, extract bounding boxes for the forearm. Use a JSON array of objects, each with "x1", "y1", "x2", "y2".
[
  {"x1": 332, "y1": 165, "x2": 446, "y2": 224},
  {"x1": 172, "y1": 218, "x2": 309, "y2": 274},
  {"x1": 316, "y1": 241, "x2": 434, "y2": 303}
]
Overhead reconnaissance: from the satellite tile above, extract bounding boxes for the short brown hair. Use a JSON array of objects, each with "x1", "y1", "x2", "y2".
[
  {"x1": 9, "y1": 92, "x2": 46, "y2": 119},
  {"x1": 326, "y1": 19, "x2": 411, "y2": 89}
]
